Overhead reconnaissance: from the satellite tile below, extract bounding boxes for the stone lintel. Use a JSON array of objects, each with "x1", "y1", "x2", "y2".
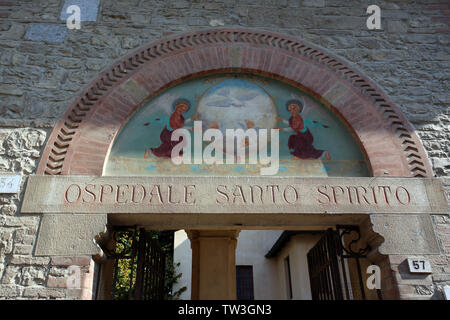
[{"x1": 21, "y1": 176, "x2": 449, "y2": 215}]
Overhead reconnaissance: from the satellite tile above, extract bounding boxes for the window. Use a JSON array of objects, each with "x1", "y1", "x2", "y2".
[
  {"x1": 284, "y1": 256, "x2": 293, "y2": 299},
  {"x1": 236, "y1": 266, "x2": 254, "y2": 300}
]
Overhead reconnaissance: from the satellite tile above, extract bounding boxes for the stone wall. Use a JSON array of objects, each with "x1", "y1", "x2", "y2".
[{"x1": 0, "y1": 0, "x2": 448, "y2": 299}]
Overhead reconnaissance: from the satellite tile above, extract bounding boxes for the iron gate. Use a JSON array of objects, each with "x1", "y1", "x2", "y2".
[
  {"x1": 106, "y1": 227, "x2": 167, "y2": 300},
  {"x1": 307, "y1": 226, "x2": 382, "y2": 300}
]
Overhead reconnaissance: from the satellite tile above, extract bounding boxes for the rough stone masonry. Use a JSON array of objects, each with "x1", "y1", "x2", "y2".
[{"x1": 0, "y1": 0, "x2": 449, "y2": 299}]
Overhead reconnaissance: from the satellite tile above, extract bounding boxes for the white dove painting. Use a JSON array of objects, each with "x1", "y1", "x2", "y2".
[{"x1": 197, "y1": 79, "x2": 277, "y2": 136}]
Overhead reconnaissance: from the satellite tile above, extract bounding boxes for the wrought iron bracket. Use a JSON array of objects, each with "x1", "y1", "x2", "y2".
[{"x1": 336, "y1": 225, "x2": 371, "y2": 258}]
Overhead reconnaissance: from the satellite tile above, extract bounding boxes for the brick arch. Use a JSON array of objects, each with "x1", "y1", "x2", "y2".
[{"x1": 37, "y1": 28, "x2": 432, "y2": 177}]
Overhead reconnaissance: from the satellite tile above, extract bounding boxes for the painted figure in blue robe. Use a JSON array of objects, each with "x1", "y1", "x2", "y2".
[{"x1": 277, "y1": 99, "x2": 331, "y2": 160}]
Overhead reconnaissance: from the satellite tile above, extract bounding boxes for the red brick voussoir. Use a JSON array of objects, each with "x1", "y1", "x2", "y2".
[{"x1": 37, "y1": 28, "x2": 433, "y2": 177}]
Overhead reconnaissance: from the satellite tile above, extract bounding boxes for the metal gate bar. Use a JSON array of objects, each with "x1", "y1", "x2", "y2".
[
  {"x1": 307, "y1": 229, "x2": 345, "y2": 300},
  {"x1": 307, "y1": 226, "x2": 382, "y2": 300},
  {"x1": 105, "y1": 227, "x2": 167, "y2": 300}
]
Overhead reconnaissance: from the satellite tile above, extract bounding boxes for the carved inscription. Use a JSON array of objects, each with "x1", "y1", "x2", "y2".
[
  {"x1": 316, "y1": 185, "x2": 411, "y2": 206},
  {"x1": 64, "y1": 183, "x2": 196, "y2": 205},
  {"x1": 63, "y1": 182, "x2": 412, "y2": 208},
  {"x1": 215, "y1": 184, "x2": 299, "y2": 205},
  {"x1": 22, "y1": 176, "x2": 448, "y2": 215}
]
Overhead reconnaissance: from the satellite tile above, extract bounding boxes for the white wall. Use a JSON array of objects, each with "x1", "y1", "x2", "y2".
[
  {"x1": 173, "y1": 230, "x2": 192, "y2": 300},
  {"x1": 235, "y1": 230, "x2": 283, "y2": 300},
  {"x1": 275, "y1": 234, "x2": 322, "y2": 300},
  {"x1": 173, "y1": 230, "x2": 321, "y2": 300}
]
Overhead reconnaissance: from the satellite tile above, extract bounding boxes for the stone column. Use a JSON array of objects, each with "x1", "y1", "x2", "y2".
[{"x1": 186, "y1": 230, "x2": 240, "y2": 300}]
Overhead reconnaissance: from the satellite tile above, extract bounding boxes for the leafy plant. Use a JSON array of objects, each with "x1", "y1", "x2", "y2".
[{"x1": 112, "y1": 230, "x2": 186, "y2": 300}]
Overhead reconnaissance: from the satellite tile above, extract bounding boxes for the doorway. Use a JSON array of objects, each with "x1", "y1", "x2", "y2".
[
  {"x1": 94, "y1": 224, "x2": 386, "y2": 300},
  {"x1": 166, "y1": 226, "x2": 384, "y2": 300}
]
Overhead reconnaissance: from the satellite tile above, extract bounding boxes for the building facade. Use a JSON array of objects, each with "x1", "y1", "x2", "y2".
[{"x1": 0, "y1": 0, "x2": 449, "y2": 300}]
